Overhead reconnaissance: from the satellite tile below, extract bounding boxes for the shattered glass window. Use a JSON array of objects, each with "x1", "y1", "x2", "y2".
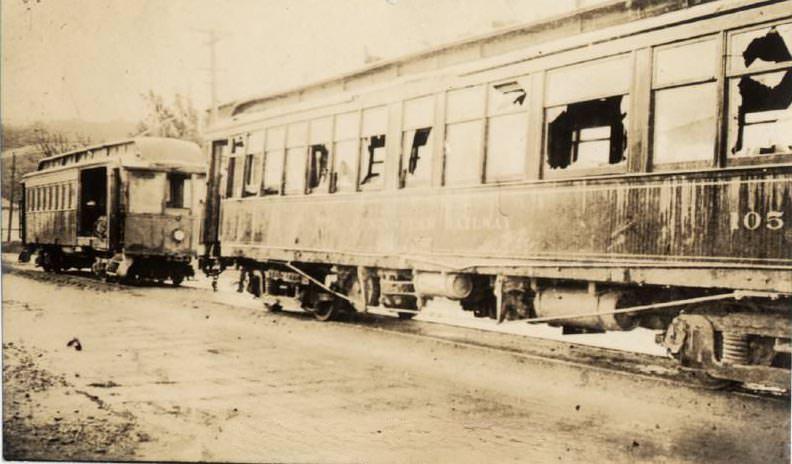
[
  {"x1": 307, "y1": 144, "x2": 331, "y2": 193},
  {"x1": 402, "y1": 96, "x2": 434, "y2": 188},
  {"x1": 728, "y1": 24, "x2": 792, "y2": 157},
  {"x1": 545, "y1": 96, "x2": 628, "y2": 171},
  {"x1": 401, "y1": 128, "x2": 432, "y2": 188}
]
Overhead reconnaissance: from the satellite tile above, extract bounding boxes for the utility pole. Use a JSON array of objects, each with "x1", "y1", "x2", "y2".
[
  {"x1": 7, "y1": 152, "x2": 16, "y2": 242},
  {"x1": 193, "y1": 28, "x2": 225, "y2": 126}
]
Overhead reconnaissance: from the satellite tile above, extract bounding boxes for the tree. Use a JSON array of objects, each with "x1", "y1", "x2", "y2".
[{"x1": 134, "y1": 91, "x2": 201, "y2": 144}]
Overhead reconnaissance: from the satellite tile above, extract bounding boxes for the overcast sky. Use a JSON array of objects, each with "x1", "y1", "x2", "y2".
[{"x1": 2, "y1": 0, "x2": 602, "y2": 124}]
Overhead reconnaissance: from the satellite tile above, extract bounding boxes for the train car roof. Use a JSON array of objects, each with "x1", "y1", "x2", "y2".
[
  {"x1": 28, "y1": 137, "x2": 204, "y2": 177},
  {"x1": 211, "y1": 0, "x2": 735, "y2": 125}
]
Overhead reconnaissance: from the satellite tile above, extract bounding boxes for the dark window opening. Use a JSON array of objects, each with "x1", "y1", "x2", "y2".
[
  {"x1": 225, "y1": 157, "x2": 236, "y2": 198},
  {"x1": 361, "y1": 134, "x2": 386, "y2": 186},
  {"x1": 242, "y1": 154, "x2": 256, "y2": 197},
  {"x1": 166, "y1": 172, "x2": 189, "y2": 208},
  {"x1": 401, "y1": 128, "x2": 432, "y2": 187},
  {"x1": 546, "y1": 95, "x2": 628, "y2": 170},
  {"x1": 78, "y1": 167, "x2": 107, "y2": 237},
  {"x1": 731, "y1": 28, "x2": 792, "y2": 156},
  {"x1": 307, "y1": 144, "x2": 330, "y2": 193}
]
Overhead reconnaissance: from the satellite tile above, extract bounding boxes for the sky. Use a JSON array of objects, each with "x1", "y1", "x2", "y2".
[{"x1": 2, "y1": 0, "x2": 605, "y2": 125}]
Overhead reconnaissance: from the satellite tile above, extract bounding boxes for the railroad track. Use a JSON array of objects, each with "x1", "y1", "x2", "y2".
[{"x1": 3, "y1": 258, "x2": 787, "y2": 400}]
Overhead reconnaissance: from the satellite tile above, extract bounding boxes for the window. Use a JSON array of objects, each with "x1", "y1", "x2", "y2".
[
  {"x1": 651, "y1": 37, "x2": 719, "y2": 167},
  {"x1": 360, "y1": 106, "x2": 388, "y2": 190},
  {"x1": 166, "y1": 173, "x2": 190, "y2": 208},
  {"x1": 47, "y1": 186, "x2": 53, "y2": 210},
  {"x1": 261, "y1": 126, "x2": 285, "y2": 195},
  {"x1": 401, "y1": 96, "x2": 434, "y2": 188},
  {"x1": 307, "y1": 117, "x2": 332, "y2": 194},
  {"x1": 485, "y1": 80, "x2": 529, "y2": 182},
  {"x1": 128, "y1": 170, "x2": 165, "y2": 214},
  {"x1": 224, "y1": 135, "x2": 244, "y2": 198},
  {"x1": 332, "y1": 112, "x2": 360, "y2": 193},
  {"x1": 445, "y1": 86, "x2": 486, "y2": 185},
  {"x1": 284, "y1": 122, "x2": 307, "y2": 195},
  {"x1": 727, "y1": 23, "x2": 792, "y2": 159},
  {"x1": 67, "y1": 183, "x2": 73, "y2": 209},
  {"x1": 544, "y1": 55, "x2": 631, "y2": 175},
  {"x1": 242, "y1": 132, "x2": 264, "y2": 197}
]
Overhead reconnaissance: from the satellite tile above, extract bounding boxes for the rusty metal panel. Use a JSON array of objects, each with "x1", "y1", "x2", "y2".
[
  {"x1": 25, "y1": 210, "x2": 77, "y2": 246},
  {"x1": 219, "y1": 167, "x2": 792, "y2": 288},
  {"x1": 123, "y1": 213, "x2": 194, "y2": 256}
]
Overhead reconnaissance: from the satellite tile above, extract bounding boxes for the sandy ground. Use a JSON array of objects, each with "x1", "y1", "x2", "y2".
[{"x1": 2, "y1": 264, "x2": 790, "y2": 463}]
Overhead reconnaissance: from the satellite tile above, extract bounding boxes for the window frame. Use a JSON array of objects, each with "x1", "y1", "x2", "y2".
[
  {"x1": 443, "y1": 85, "x2": 487, "y2": 187},
  {"x1": 261, "y1": 126, "x2": 286, "y2": 196},
  {"x1": 649, "y1": 35, "x2": 721, "y2": 172},
  {"x1": 541, "y1": 55, "x2": 633, "y2": 180},
  {"x1": 724, "y1": 19, "x2": 792, "y2": 167},
  {"x1": 400, "y1": 95, "x2": 435, "y2": 189},
  {"x1": 331, "y1": 110, "x2": 362, "y2": 194},
  {"x1": 484, "y1": 78, "x2": 531, "y2": 184}
]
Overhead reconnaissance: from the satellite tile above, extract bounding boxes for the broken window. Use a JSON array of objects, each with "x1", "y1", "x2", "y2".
[
  {"x1": 261, "y1": 126, "x2": 285, "y2": 196},
  {"x1": 401, "y1": 96, "x2": 434, "y2": 188},
  {"x1": 544, "y1": 56, "x2": 631, "y2": 174},
  {"x1": 485, "y1": 79, "x2": 529, "y2": 182},
  {"x1": 360, "y1": 135, "x2": 386, "y2": 187},
  {"x1": 445, "y1": 86, "x2": 486, "y2": 185},
  {"x1": 166, "y1": 172, "x2": 190, "y2": 209},
  {"x1": 652, "y1": 37, "x2": 718, "y2": 166},
  {"x1": 307, "y1": 117, "x2": 333, "y2": 194},
  {"x1": 307, "y1": 144, "x2": 330, "y2": 193},
  {"x1": 401, "y1": 128, "x2": 432, "y2": 188},
  {"x1": 360, "y1": 107, "x2": 387, "y2": 190},
  {"x1": 728, "y1": 24, "x2": 792, "y2": 157},
  {"x1": 545, "y1": 96, "x2": 628, "y2": 171}
]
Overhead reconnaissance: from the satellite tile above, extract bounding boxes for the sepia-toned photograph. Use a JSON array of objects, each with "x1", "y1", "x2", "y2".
[{"x1": 1, "y1": 0, "x2": 790, "y2": 462}]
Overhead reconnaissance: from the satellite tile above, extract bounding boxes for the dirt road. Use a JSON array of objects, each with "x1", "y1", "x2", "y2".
[{"x1": 2, "y1": 267, "x2": 789, "y2": 463}]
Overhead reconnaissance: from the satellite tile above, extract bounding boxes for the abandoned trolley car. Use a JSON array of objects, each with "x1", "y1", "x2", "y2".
[
  {"x1": 21, "y1": 137, "x2": 205, "y2": 284},
  {"x1": 202, "y1": 0, "x2": 792, "y2": 388}
]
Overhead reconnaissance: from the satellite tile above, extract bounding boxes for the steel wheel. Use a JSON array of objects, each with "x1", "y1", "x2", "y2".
[
  {"x1": 313, "y1": 300, "x2": 337, "y2": 322},
  {"x1": 397, "y1": 312, "x2": 416, "y2": 320}
]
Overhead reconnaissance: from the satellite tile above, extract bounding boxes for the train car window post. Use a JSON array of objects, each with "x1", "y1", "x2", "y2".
[
  {"x1": 284, "y1": 122, "x2": 308, "y2": 195},
  {"x1": 485, "y1": 79, "x2": 530, "y2": 183},
  {"x1": 543, "y1": 55, "x2": 632, "y2": 176},
  {"x1": 727, "y1": 22, "x2": 792, "y2": 161},
  {"x1": 359, "y1": 106, "x2": 388, "y2": 190},
  {"x1": 261, "y1": 126, "x2": 285, "y2": 195},
  {"x1": 444, "y1": 85, "x2": 486, "y2": 186},
  {"x1": 401, "y1": 95, "x2": 434, "y2": 188},
  {"x1": 651, "y1": 37, "x2": 718, "y2": 168},
  {"x1": 307, "y1": 117, "x2": 333, "y2": 194},
  {"x1": 332, "y1": 111, "x2": 360, "y2": 193}
]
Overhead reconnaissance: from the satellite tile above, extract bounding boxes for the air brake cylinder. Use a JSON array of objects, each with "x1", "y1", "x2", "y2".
[
  {"x1": 413, "y1": 272, "x2": 474, "y2": 300},
  {"x1": 533, "y1": 287, "x2": 637, "y2": 332}
]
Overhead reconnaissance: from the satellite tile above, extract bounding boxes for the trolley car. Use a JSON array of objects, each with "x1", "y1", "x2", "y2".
[
  {"x1": 202, "y1": 0, "x2": 792, "y2": 388},
  {"x1": 20, "y1": 137, "x2": 205, "y2": 285}
]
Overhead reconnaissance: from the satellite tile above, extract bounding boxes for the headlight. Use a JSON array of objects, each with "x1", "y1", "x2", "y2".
[{"x1": 172, "y1": 229, "x2": 185, "y2": 242}]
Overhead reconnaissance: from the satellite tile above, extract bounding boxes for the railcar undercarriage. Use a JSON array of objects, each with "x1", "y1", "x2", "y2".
[
  {"x1": 221, "y1": 258, "x2": 791, "y2": 390},
  {"x1": 21, "y1": 245, "x2": 194, "y2": 287}
]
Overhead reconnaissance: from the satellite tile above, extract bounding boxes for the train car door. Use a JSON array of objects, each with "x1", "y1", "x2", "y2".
[{"x1": 77, "y1": 167, "x2": 108, "y2": 249}]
